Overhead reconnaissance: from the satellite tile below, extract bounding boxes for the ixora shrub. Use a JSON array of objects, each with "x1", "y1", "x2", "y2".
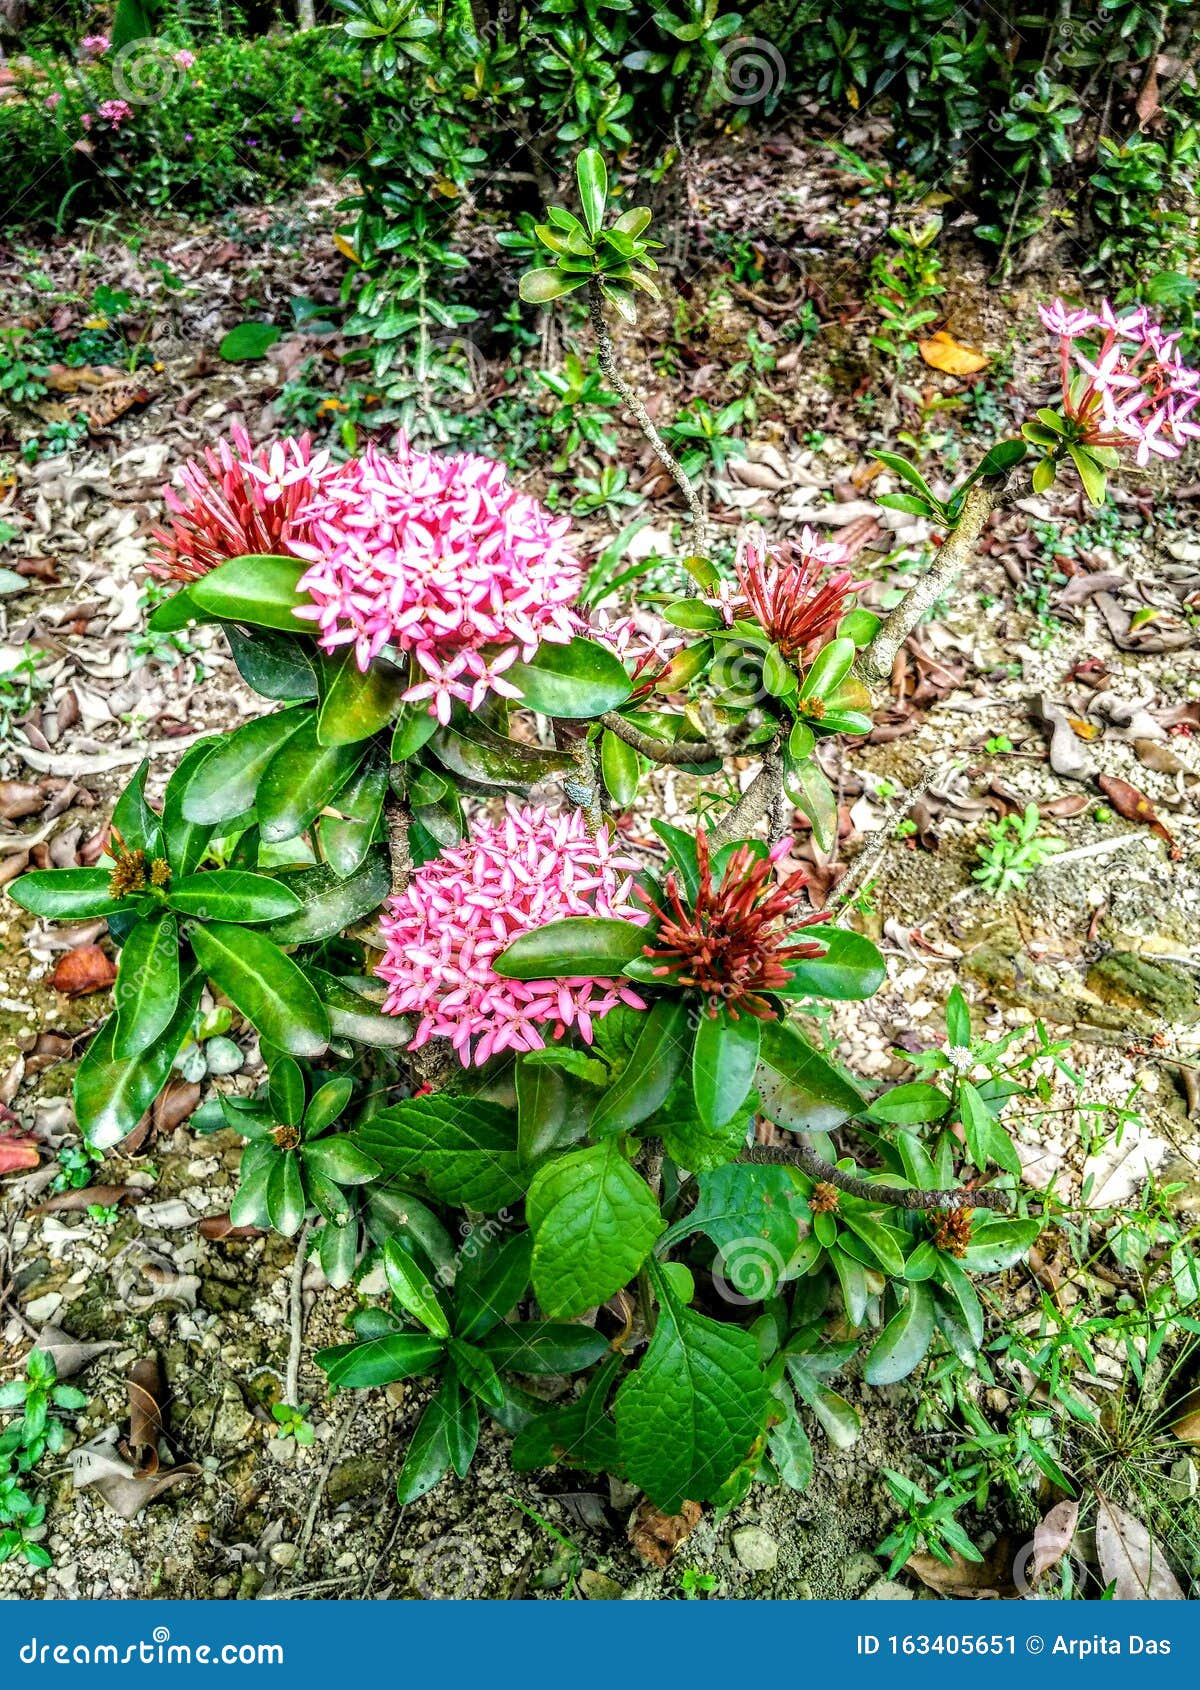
[{"x1": 10, "y1": 162, "x2": 1197, "y2": 1514}]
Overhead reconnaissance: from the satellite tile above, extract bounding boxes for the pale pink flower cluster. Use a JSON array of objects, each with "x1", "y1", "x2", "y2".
[
  {"x1": 376, "y1": 803, "x2": 647, "y2": 1067},
  {"x1": 82, "y1": 98, "x2": 133, "y2": 130},
  {"x1": 174, "y1": 48, "x2": 197, "y2": 68},
  {"x1": 80, "y1": 33, "x2": 110, "y2": 55},
  {"x1": 590, "y1": 606, "x2": 683, "y2": 694},
  {"x1": 1040, "y1": 297, "x2": 1200, "y2": 467},
  {"x1": 291, "y1": 440, "x2": 583, "y2": 721}
]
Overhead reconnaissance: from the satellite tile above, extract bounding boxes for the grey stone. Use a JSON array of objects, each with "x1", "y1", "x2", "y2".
[
  {"x1": 732, "y1": 1525, "x2": 778, "y2": 1572},
  {"x1": 863, "y1": 1578, "x2": 914, "y2": 1600}
]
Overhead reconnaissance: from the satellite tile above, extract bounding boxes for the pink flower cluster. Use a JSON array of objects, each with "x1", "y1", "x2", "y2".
[
  {"x1": 82, "y1": 98, "x2": 134, "y2": 131},
  {"x1": 80, "y1": 33, "x2": 110, "y2": 55},
  {"x1": 377, "y1": 804, "x2": 647, "y2": 1066},
  {"x1": 290, "y1": 440, "x2": 582, "y2": 722},
  {"x1": 174, "y1": 49, "x2": 197, "y2": 68},
  {"x1": 1040, "y1": 298, "x2": 1200, "y2": 467},
  {"x1": 150, "y1": 425, "x2": 331, "y2": 583}
]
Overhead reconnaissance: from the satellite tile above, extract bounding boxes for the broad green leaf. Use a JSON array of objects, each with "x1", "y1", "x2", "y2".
[
  {"x1": 223, "y1": 624, "x2": 319, "y2": 701},
  {"x1": 576, "y1": 146, "x2": 607, "y2": 236},
  {"x1": 960, "y1": 1216, "x2": 1041, "y2": 1273},
  {"x1": 510, "y1": 1355, "x2": 622, "y2": 1475},
  {"x1": 777, "y1": 928, "x2": 885, "y2": 1002},
  {"x1": 769, "y1": 1410, "x2": 814, "y2": 1492},
  {"x1": 525, "y1": 1140, "x2": 663, "y2": 1319},
  {"x1": 318, "y1": 755, "x2": 388, "y2": 878},
  {"x1": 113, "y1": 912, "x2": 180, "y2": 1059},
  {"x1": 841, "y1": 1211, "x2": 908, "y2": 1277},
  {"x1": 219, "y1": 321, "x2": 282, "y2": 361},
  {"x1": 756, "y1": 1018, "x2": 864, "y2": 1133},
  {"x1": 945, "y1": 985, "x2": 971, "y2": 1046},
  {"x1": 866, "y1": 1082, "x2": 951, "y2": 1125},
  {"x1": 615, "y1": 1269, "x2": 768, "y2": 1513},
  {"x1": 304, "y1": 1075, "x2": 354, "y2": 1136},
  {"x1": 394, "y1": 1392, "x2": 453, "y2": 1504},
  {"x1": 479, "y1": 1322, "x2": 610, "y2": 1376},
  {"x1": 391, "y1": 703, "x2": 438, "y2": 762},
  {"x1": 268, "y1": 1054, "x2": 306, "y2": 1126},
  {"x1": 782, "y1": 756, "x2": 836, "y2": 851},
  {"x1": 692, "y1": 1007, "x2": 760, "y2": 1132},
  {"x1": 110, "y1": 760, "x2": 160, "y2": 856},
  {"x1": 267, "y1": 1151, "x2": 306, "y2": 1235},
  {"x1": 188, "y1": 921, "x2": 329, "y2": 1058},
  {"x1": 160, "y1": 740, "x2": 218, "y2": 876},
  {"x1": 515, "y1": 1055, "x2": 590, "y2": 1165},
  {"x1": 454, "y1": 1232, "x2": 533, "y2": 1341},
  {"x1": 799, "y1": 637, "x2": 855, "y2": 701},
  {"x1": 189, "y1": 554, "x2": 313, "y2": 633},
  {"x1": 315, "y1": 1332, "x2": 445, "y2": 1390},
  {"x1": 257, "y1": 716, "x2": 366, "y2": 844},
  {"x1": 356, "y1": 1097, "x2": 525, "y2": 1212},
  {"x1": 519, "y1": 267, "x2": 587, "y2": 304},
  {"x1": 75, "y1": 971, "x2": 204, "y2": 1150},
  {"x1": 650, "y1": 819, "x2": 700, "y2": 900},
  {"x1": 787, "y1": 1365, "x2": 862, "y2": 1450},
  {"x1": 873, "y1": 450, "x2": 936, "y2": 501},
  {"x1": 317, "y1": 648, "x2": 403, "y2": 747},
  {"x1": 8, "y1": 870, "x2": 125, "y2": 920},
  {"x1": 600, "y1": 729, "x2": 639, "y2": 806},
  {"x1": 304, "y1": 1135, "x2": 380, "y2": 1186},
  {"x1": 504, "y1": 636, "x2": 632, "y2": 718},
  {"x1": 864, "y1": 1284, "x2": 936, "y2": 1385},
  {"x1": 384, "y1": 1238, "x2": 451, "y2": 1338},
  {"x1": 265, "y1": 852, "x2": 390, "y2": 945},
  {"x1": 666, "y1": 1163, "x2": 807, "y2": 1295},
  {"x1": 830, "y1": 1245, "x2": 869, "y2": 1325},
  {"x1": 590, "y1": 998, "x2": 691, "y2": 1137},
  {"x1": 493, "y1": 915, "x2": 647, "y2": 981},
  {"x1": 960, "y1": 1079, "x2": 1021, "y2": 1175},
  {"x1": 181, "y1": 708, "x2": 309, "y2": 826},
  {"x1": 168, "y1": 869, "x2": 301, "y2": 923}
]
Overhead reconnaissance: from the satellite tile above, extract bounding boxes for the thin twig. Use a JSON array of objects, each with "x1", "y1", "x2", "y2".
[
  {"x1": 598, "y1": 709, "x2": 764, "y2": 765},
  {"x1": 285, "y1": 1222, "x2": 312, "y2": 1409},
  {"x1": 297, "y1": 1400, "x2": 361, "y2": 1565},
  {"x1": 832, "y1": 761, "x2": 963, "y2": 924},
  {"x1": 739, "y1": 1142, "x2": 1011, "y2": 1212},
  {"x1": 586, "y1": 280, "x2": 706, "y2": 556}
]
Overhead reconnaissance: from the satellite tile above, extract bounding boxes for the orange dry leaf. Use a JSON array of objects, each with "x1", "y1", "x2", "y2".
[
  {"x1": 52, "y1": 945, "x2": 116, "y2": 998},
  {"x1": 1097, "y1": 774, "x2": 1179, "y2": 856},
  {"x1": 334, "y1": 233, "x2": 359, "y2": 264},
  {"x1": 0, "y1": 1132, "x2": 40, "y2": 1175},
  {"x1": 628, "y1": 1499, "x2": 702, "y2": 1567},
  {"x1": 918, "y1": 331, "x2": 989, "y2": 376}
]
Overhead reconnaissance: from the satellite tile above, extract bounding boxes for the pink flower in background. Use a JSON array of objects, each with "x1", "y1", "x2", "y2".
[
  {"x1": 173, "y1": 49, "x2": 197, "y2": 68},
  {"x1": 44, "y1": 92, "x2": 62, "y2": 111},
  {"x1": 96, "y1": 98, "x2": 134, "y2": 127},
  {"x1": 291, "y1": 439, "x2": 582, "y2": 719},
  {"x1": 80, "y1": 33, "x2": 110, "y2": 55},
  {"x1": 377, "y1": 804, "x2": 647, "y2": 1066},
  {"x1": 1040, "y1": 296, "x2": 1200, "y2": 465},
  {"x1": 149, "y1": 426, "x2": 332, "y2": 583}
]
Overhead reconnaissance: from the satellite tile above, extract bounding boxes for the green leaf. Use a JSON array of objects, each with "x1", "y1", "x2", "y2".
[
  {"x1": 267, "y1": 1054, "x2": 305, "y2": 1126},
  {"x1": 576, "y1": 146, "x2": 608, "y2": 237},
  {"x1": 510, "y1": 1355, "x2": 621, "y2": 1475},
  {"x1": 479, "y1": 1322, "x2": 610, "y2": 1376},
  {"x1": 304, "y1": 1135, "x2": 380, "y2": 1187},
  {"x1": 453, "y1": 1232, "x2": 533, "y2": 1341},
  {"x1": 769, "y1": 1410, "x2": 814, "y2": 1492},
  {"x1": 223, "y1": 624, "x2": 319, "y2": 701},
  {"x1": 515, "y1": 1056, "x2": 589, "y2": 1165},
  {"x1": 428, "y1": 717, "x2": 573, "y2": 789},
  {"x1": 317, "y1": 648, "x2": 403, "y2": 747},
  {"x1": 493, "y1": 915, "x2": 647, "y2": 980},
  {"x1": 8, "y1": 870, "x2": 124, "y2": 920},
  {"x1": 600, "y1": 730, "x2": 639, "y2": 806},
  {"x1": 446, "y1": 1338, "x2": 504, "y2": 1412},
  {"x1": 265, "y1": 852, "x2": 390, "y2": 945},
  {"x1": 356, "y1": 1097, "x2": 525, "y2": 1212},
  {"x1": 257, "y1": 716, "x2": 365, "y2": 844},
  {"x1": 960, "y1": 1217, "x2": 1041, "y2": 1273},
  {"x1": 110, "y1": 760, "x2": 160, "y2": 856},
  {"x1": 945, "y1": 985, "x2": 971, "y2": 1047},
  {"x1": 590, "y1": 998, "x2": 691, "y2": 1137},
  {"x1": 318, "y1": 755, "x2": 388, "y2": 878},
  {"x1": 219, "y1": 322, "x2": 283, "y2": 361},
  {"x1": 662, "y1": 599, "x2": 724, "y2": 630},
  {"x1": 525, "y1": 1140, "x2": 663, "y2": 1319},
  {"x1": 777, "y1": 928, "x2": 885, "y2": 1002},
  {"x1": 267, "y1": 1151, "x2": 306, "y2": 1235},
  {"x1": 799, "y1": 637, "x2": 855, "y2": 701},
  {"x1": 181, "y1": 708, "x2": 309, "y2": 825},
  {"x1": 519, "y1": 267, "x2": 587, "y2": 305},
  {"x1": 168, "y1": 869, "x2": 301, "y2": 923},
  {"x1": 189, "y1": 554, "x2": 314, "y2": 633},
  {"x1": 304, "y1": 1074, "x2": 354, "y2": 1136},
  {"x1": 650, "y1": 820, "x2": 700, "y2": 900},
  {"x1": 873, "y1": 450, "x2": 936, "y2": 501},
  {"x1": 692, "y1": 1007, "x2": 760, "y2": 1133},
  {"x1": 391, "y1": 703, "x2": 438, "y2": 762},
  {"x1": 315, "y1": 1332, "x2": 445, "y2": 1390},
  {"x1": 864, "y1": 1284, "x2": 936, "y2": 1384},
  {"x1": 781, "y1": 756, "x2": 836, "y2": 851},
  {"x1": 615, "y1": 1268, "x2": 768, "y2": 1513},
  {"x1": 756, "y1": 1018, "x2": 864, "y2": 1133},
  {"x1": 160, "y1": 741, "x2": 218, "y2": 876},
  {"x1": 667, "y1": 1163, "x2": 807, "y2": 1294},
  {"x1": 842, "y1": 1211, "x2": 908, "y2": 1277},
  {"x1": 112, "y1": 913, "x2": 180, "y2": 1059},
  {"x1": 188, "y1": 921, "x2": 329, "y2": 1058},
  {"x1": 1067, "y1": 442, "x2": 1108, "y2": 505},
  {"x1": 384, "y1": 1238, "x2": 451, "y2": 1338},
  {"x1": 74, "y1": 971, "x2": 203, "y2": 1150},
  {"x1": 830, "y1": 1245, "x2": 869, "y2": 1325},
  {"x1": 867, "y1": 1082, "x2": 951, "y2": 1125},
  {"x1": 503, "y1": 637, "x2": 632, "y2": 718},
  {"x1": 960, "y1": 1079, "x2": 1021, "y2": 1175},
  {"x1": 1031, "y1": 455, "x2": 1057, "y2": 495},
  {"x1": 394, "y1": 1392, "x2": 453, "y2": 1503}
]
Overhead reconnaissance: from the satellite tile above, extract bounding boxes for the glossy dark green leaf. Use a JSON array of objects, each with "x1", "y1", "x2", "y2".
[
  {"x1": 391, "y1": 703, "x2": 438, "y2": 762},
  {"x1": 267, "y1": 1054, "x2": 306, "y2": 1127},
  {"x1": 429, "y1": 717, "x2": 574, "y2": 789},
  {"x1": 493, "y1": 916, "x2": 647, "y2": 981},
  {"x1": 113, "y1": 912, "x2": 180, "y2": 1060},
  {"x1": 355, "y1": 1097, "x2": 524, "y2": 1212},
  {"x1": 394, "y1": 1392, "x2": 453, "y2": 1503},
  {"x1": 188, "y1": 921, "x2": 329, "y2": 1057},
  {"x1": 306, "y1": 968, "x2": 414, "y2": 1047},
  {"x1": 160, "y1": 740, "x2": 219, "y2": 875},
  {"x1": 590, "y1": 998, "x2": 692, "y2": 1137},
  {"x1": 319, "y1": 755, "x2": 388, "y2": 878},
  {"x1": 8, "y1": 869, "x2": 125, "y2": 920},
  {"x1": 515, "y1": 1056, "x2": 589, "y2": 1166},
  {"x1": 265, "y1": 852, "x2": 390, "y2": 945},
  {"x1": 189, "y1": 554, "x2": 314, "y2": 632},
  {"x1": 315, "y1": 1332, "x2": 445, "y2": 1390},
  {"x1": 756, "y1": 1018, "x2": 864, "y2": 1133},
  {"x1": 110, "y1": 760, "x2": 160, "y2": 856},
  {"x1": 317, "y1": 647, "x2": 403, "y2": 747},
  {"x1": 384, "y1": 1237, "x2": 451, "y2": 1337},
  {"x1": 257, "y1": 716, "x2": 366, "y2": 844},
  {"x1": 223, "y1": 624, "x2": 319, "y2": 700},
  {"x1": 479, "y1": 1322, "x2": 610, "y2": 1376},
  {"x1": 148, "y1": 586, "x2": 209, "y2": 634},
  {"x1": 305, "y1": 1135, "x2": 380, "y2": 1187},
  {"x1": 600, "y1": 729, "x2": 639, "y2": 806},
  {"x1": 168, "y1": 869, "x2": 302, "y2": 923},
  {"x1": 447, "y1": 1338, "x2": 504, "y2": 1413},
  {"x1": 74, "y1": 971, "x2": 203, "y2": 1150},
  {"x1": 864, "y1": 1284, "x2": 936, "y2": 1385},
  {"x1": 453, "y1": 1232, "x2": 534, "y2": 1341},
  {"x1": 692, "y1": 1006, "x2": 760, "y2": 1132},
  {"x1": 504, "y1": 636, "x2": 632, "y2": 718},
  {"x1": 181, "y1": 708, "x2": 309, "y2": 826},
  {"x1": 318, "y1": 1218, "x2": 361, "y2": 1289},
  {"x1": 776, "y1": 927, "x2": 886, "y2": 1002},
  {"x1": 650, "y1": 819, "x2": 700, "y2": 900},
  {"x1": 267, "y1": 1151, "x2": 307, "y2": 1236},
  {"x1": 304, "y1": 1074, "x2": 354, "y2": 1137}
]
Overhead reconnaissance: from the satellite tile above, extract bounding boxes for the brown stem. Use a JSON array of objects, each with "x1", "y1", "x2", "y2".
[
  {"x1": 598, "y1": 709, "x2": 764, "y2": 766},
  {"x1": 384, "y1": 785, "x2": 412, "y2": 900},
  {"x1": 586, "y1": 280, "x2": 706, "y2": 556},
  {"x1": 739, "y1": 1142, "x2": 1012, "y2": 1212},
  {"x1": 707, "y1": 743, "x2": 784, "y2": 849},
  {"x1": 857, "y1": 479, "x2": 1010, "y2": 687}
]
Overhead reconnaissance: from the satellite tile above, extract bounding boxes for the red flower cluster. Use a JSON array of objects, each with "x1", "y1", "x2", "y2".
[
  {"x1": 718, "y1": 528, "x2": 864, "y2": 665},
  {"x1": 639, "y1": 832, "x2": 828, "y2": 1018}
]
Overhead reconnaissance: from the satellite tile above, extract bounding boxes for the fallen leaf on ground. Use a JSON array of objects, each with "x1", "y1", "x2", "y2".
[
  {"x1": 628, "y1": 1499, "x2": 702, "y2": 1566},
  {"x1": 152, "y1": 1078, "x2": 201, "y2": 1135},
  {"x1": 71, "y1": 1431, "x2": 199, "y2": 1521},
  {"x1": 918, "y1": 331, "x2": 989, "y2": 376},
  {"x1": 198, "y1": 1213, "x2": 266, "y2": 1242},
  {"x1": 906, "y1": 1538, "x2": 1016, "y2": 1598},
  {"x1": 1030, "y1": 1498, "x2": 1079, "y2": 1584},
  {"x1": 1097, "y1": 774, "x2": 1178, "y2": 854},
  {"x1": 0, "y1": 1131, "x2": 40, "y2": 1174},
  {"x1": 32, "y1": 1325, "x2": 120, "y2": 1379},
  {"x1": 1171, "y1": 1387, "x2": 1200, "y2": 1446},
  {"x1": 32, "y1": 1184, "x2": 138, "y2": 1215},
  {"x1": 0, "y1": 780, "x2": 45, "y2": 819},
  {"x1": 128, "y1": 1357, "x2": 165, "y2": 1476},
  {"x1": 1095, "y1": 1493, "x2": 1184, "y2": 1599},
  {"x1": 51, "y1": 945, "x2": 116, "y2": 998}
]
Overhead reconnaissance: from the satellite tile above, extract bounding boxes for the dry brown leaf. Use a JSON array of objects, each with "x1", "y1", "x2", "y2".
[
  {"x1": 32, "y1": 1325, "x2": 120, "y2": 1379},
  {"x1": 628, "y1": 1499, "x2": 702, "y2": 1567},
  {"x1": 918, "y1": 330, "x2": 989, "y2": 376},
  {"x1": 32, "y1": 1183, "x2": 138, "y2": 1216},
  {"x1": 1097, "y1": 774, "x2": 1179, "y2": 854},
  {"x1": 128, "y1": 1357, "x2": 164, "y2": 1476},
  {"x1": 152, "y1": 1077, "x2": 201, "y2": 1135},
  {"x1": 906, "y1": 1538, "x2": 1017, "y2": 1598},
  {"x1": 0, "y1": 1130, "x2": 40, "y2": 1174},
  {"x1": 51, "y1": 944, "x2": 116, "y2": 998},
  {"x1": 0, "y1": 780, "x2": 46, "y2": 820},
  {"x1": 1171, "y1": 1386, "x2": 1200, "y2": 1446},
  {"x1": 198, "y1": 1212, "x2": 267, "y2": 1242},
  {"x1": 1095, "y1": 1493, "x2": 1184, "y2": 1599},
  {"x1": 71, "y1": 1432, "x2": 199, "y2": 1521},
  {"x1": 81, "y1": 376, "x2": 153, "y2": 430},
  {"x1": 1031, "y1": 1498, "x2": 1079, "y2": 1583}
]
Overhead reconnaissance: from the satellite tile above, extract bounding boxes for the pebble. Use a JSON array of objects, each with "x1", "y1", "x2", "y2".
[
  {"x1": 578, "y1": 1569, "x2": 625, "y2": 1600},
  {"x1": 732, "y1": 1525, "x2": 778, "y2": 1572},
  {"x1": 270, "y1": 1542, "x2": 298, "y2": 1568},
  {"x1": 25, "y1": 1292, "x2": 63, "y2": 1323},
  {"x1": 863, "y1": 1578, "x2": 914, "y2": 1600}
]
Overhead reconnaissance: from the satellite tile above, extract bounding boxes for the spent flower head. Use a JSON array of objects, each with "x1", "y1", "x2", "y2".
[{"x1": 376, "y1": 803, "x2": 647, "y2": 1067}]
